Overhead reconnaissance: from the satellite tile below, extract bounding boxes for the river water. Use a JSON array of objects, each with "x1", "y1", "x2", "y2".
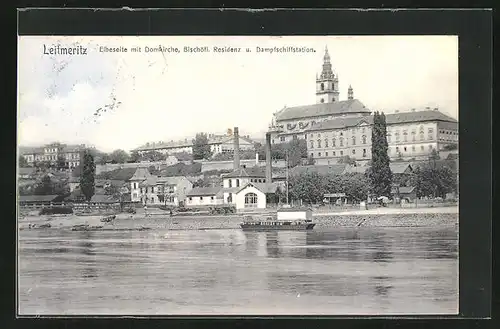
[{"x1": 18, "y1": 226, "x2": 458, "y2": 315}]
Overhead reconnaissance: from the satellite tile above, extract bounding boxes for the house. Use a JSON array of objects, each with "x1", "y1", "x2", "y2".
[
  {"x1": 390, "y1": 162, "x2": 413, "y2": 175},
  {"x1": 185, "y1": 187, "x2": 224, "y2": 207},
  {"x1": 391, "y1": 185, "x2": 417, "y2": 202},
  {"x1": 138, "y1": 175, "x2": 193, "y2": 206},
  {"x1": 128, "y1": 167, "x2": 153, "y2": 202},
  {"x1": 233, "y1": 181, "x2": 278, "y2": 210},
  {"x1": 220, "y1": 166, "x2": 279, "y2": 210}
]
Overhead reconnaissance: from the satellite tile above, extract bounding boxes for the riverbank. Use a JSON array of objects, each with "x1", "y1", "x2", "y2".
[{"x1": 18, "y1": 206, "x2": 458, "y2": 231}]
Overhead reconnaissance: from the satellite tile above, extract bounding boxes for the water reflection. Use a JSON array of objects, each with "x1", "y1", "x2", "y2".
[{"x1": 18, "y1": 226, "x2": 459, "y2": 315}]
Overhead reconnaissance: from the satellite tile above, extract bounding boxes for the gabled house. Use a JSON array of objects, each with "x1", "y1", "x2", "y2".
[
  {"x1": 220, "y1": 166, "x2": 279, "y2": 210},
  {"x1": 128, "y1": 167, "x2": 152, "y2": 202},
  {"x1": 138, "y1": 175, "x2": 193, "y2": 206}
]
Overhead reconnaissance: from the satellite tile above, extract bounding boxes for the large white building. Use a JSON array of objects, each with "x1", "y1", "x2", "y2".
[
  {"x1": 19, "y1": 143, "x2": 87, "y2": 169},
  {"x1": 132, "y1": 131, "x2": 258, "y2": 156},
  {"x1": 268, "y1": 46, "x2": 458, "y2": 165}
]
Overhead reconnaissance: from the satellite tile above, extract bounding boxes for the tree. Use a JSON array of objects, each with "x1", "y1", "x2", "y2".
[
  {"x1": 412, "y1": 164, "x2": 457, "y2": 198},
  {"x1": 288, "y1": 172, "x2": 326, "y2": 205},
  {"x1": 110, "y1": 149, "x2": 130, "y2": 164},
  {"x1": 192, "y1": 133, "x2": 212, "y2": 160},
  {"x1": 286, "y1": 138, "x2": 308, "y2": 168},
  {"x1": 141, "y1": 150, "x2": 166, "y2": 162},
  {"x1": 56, "y1": 155, "x2": 67, "y2": 170},
  {"x1": 337, "y1": 155, "x2": 357, "y2": 166},
  {"x1": 443, "y1": 144, "x2": 458, "y2": 151},
  {"x1": 429, "y1": 149, "x2": 440, "y2": 161},
  {"x1": 193, "y1": 177, "x2": 213, "y2": 188},
  {"x1": 130, "y1": 150, "x2": 141, "y2": 163},
  {"x1": 80, "y1": 149, "x2": 96, "y2": 202},
  {"x1": 19, "y1": 156, "x2": 29, "y2": 168},
  {"x1": 368, "y1": 111, "x2": 393, "y2": 197},
  {"x1": 34, "y1": 175, "x2": 54, "y2": 195}
]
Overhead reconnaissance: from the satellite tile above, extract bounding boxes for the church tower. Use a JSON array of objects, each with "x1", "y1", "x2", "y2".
[
  {"x1": 316, "y1": 46, "x2": 339, "y2": 104},
  {"x1": 347, "y1": 85, "x2": 354, "y2": 100}
]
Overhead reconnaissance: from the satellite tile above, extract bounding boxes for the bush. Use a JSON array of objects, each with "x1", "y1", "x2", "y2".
[{"x1": 39, "y1": 206, "x2": 73, "y2": 215}]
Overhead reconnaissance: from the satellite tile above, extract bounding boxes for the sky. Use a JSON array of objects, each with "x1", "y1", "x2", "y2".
[{"x1": 17, "y1": 36, "x2": 458, "y2": 153}]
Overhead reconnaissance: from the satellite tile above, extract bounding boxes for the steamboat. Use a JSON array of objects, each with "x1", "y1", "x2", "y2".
[{"x1": 240, "y1": 207, "x2": 316, "y2": 231}]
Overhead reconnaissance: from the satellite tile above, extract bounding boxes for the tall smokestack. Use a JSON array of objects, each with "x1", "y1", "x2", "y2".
[
  {"x1": 233, "y1": 127, "x2": 240, "y2": 170},
  {"x1": 265, "y1": 132, "x2": 272, "y2": 184},
  {"x1": 255, "y1": 152, "x2": 259, "y2": 165}
]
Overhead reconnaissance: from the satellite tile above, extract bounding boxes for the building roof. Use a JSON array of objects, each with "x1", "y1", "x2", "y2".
[
  {"x1": 306, "y1": 115, "x2": 372, "y2": 132},
  {"x1": 18, "y1": 146, "x2": 43, "y2": 155},
  {"x1": 391, "y1": 186, "x2": 416, "y2": 194},
  {"x1": 139, "y1": 175, "x2": 188, "y2": 187},
  {"x1": 237, "y1": 182, "x2": 279, "y2": 194},
  {"x1": 307, "y1": 110, "x2": 457, "y2": 132},
  {"x1": 133, "y1": 134, "x2": 258, "y2": 152},
  {"x1": 222, "y1": 166, "x2": 266, "y2": 179},
  {"x1": 390, "y1": 162, "x2": 413, "y2": 174},
  {"x1": 283, "y1": 164, "x2": 348, "y2": 177},
  {"x1": 386, "y1": 110, "x2": 457, "y2": 125},
  {"x1": 129, "y1": 167, "x2": 152, "y2": 181},
  {"x1": 18, "y1": 195, "x2": 60, "y2": 202},
  {"x1": 186, "y1": 187, "x2": 222, "y2": 197},
  {"x1": 275, "y1": 99, "x2": 371, "y2": 121}
]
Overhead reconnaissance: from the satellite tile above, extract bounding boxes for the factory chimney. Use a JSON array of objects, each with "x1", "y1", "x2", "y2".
[
  {"x1": 265, "y1": 132, "x2": 272, "y2": 184},
  {"x1": 233, "y1": 127, "x2": 240, "y2": 170}
]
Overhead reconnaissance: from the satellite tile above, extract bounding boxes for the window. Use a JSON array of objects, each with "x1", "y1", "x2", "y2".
[
  {"x1": 320, "y1": 98, "x2": 324, "y2": 103},
  {"x1": 320, "y1": 83, "x2": 324, "y2": 91},
  {"x1": 317, "y1": 134, "x2": 321, "y2": 138},
  {"x1": 428, "y1": 128, "x2": 434, "y2": 140},
  {"x1": 333, "y1": 151, "x2": 336, "y2": 156},
  {"x1": 340, "y1": 132, "x2": 343, "y2": 136},
  {"x1": 311, "y1": 153, "x2": 314, "y2": 157},
  {"x1": 280, "y1": 136, "x2": 286, "y2": 142},
  {"x1": 403, "y1": 131, "x2": 408, "y2": 142},
  {"x1": 395, "y1": 131, "x2": 400, "y2": 142},
  {"x1": 396, "y1": 146, "x2": 399, "y2": 152},
  {"x1": 362, "y1": 135, "x2": 367, "y2": 144},
  {"x1": 332, "y1": 138, "x2": 336, "y2": 147},
  {"x1": 421, "y1": 145, "x2": 424, "y2": 151},
  {"x1": 228, "y1": 180, "x2": 232, "y2": 188},
  {"x1": 310, "y1": 140, "x2": 314, "y2": 149},
  {"x1": 362, "y1": 127, "x2": 366, "y2": 133},
  {"x1": 317, "y1": 139, "x2": 321, "y2": 148},
  {"x1": 151, "y1": 197, "x2": 154, "y2": 203},
  {"x1": 352, "y1": 149, "x2": 356, "y2": 155},
  {"x1": 340, "y1": 151, "x2": 344, "y2": 156},
  {"x1": 200, "y1": 196, "x2": 204, "y2": 201},
  {"x1": 363, "y1": 149, "x2": 367, "y2": 157},
  {"x1": 244, "y1": 192, "x2": 258, "y2": 208},
  {"x1": 211, "y1": 196, "x2": 214, "y2": 200},
  {"x1": 387, "y1": 134, "x2": 391, "y2": 143},
  {"x1": 339, "y1": 137, "x2": 344, "y2": 147},
  {"x1": 404, "y1": 147, "x2": 407, "y2": 152},
  {"x1": 325, "y1": 139, "x2": 329, "y2": 147},
  {"x1": 429, "y1": 145, "x2": 433, "y2": 150},
  {"x1": 352, "y1": 136, "x2": 356, "y2": 145},
  {"x1": 412, "y1": 146, "x2": 416, "y2": 151},
  {"x1": 318, "y1": 152, "x2": 321, "y2": 157}
]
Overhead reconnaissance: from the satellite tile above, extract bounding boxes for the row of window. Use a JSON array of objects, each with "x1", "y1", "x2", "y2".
[
  {"x1": 439, "y1": 130, "x2": 458, "y2": 135},
  {"x1": 393, "y1": 144, "x2": 434, "y2": 153},
  {"x1": 311, "y1": 148, "x2": 368, "y2": 158},
  {"x1": 388, "y1": 132, "x2": 433, "y2": 143},
  {"x1": 308, "y1": 128, "x2": 367, "y2": 139},
  {"x1": 141, "y1": 186, "x2": 175, "y2": 194},
  {"x1": 310, "y1": 135, "x2": 368, "y2": 149},
  {"x1": 188, "y1": 196, "x2": 215, "y2": 201}
]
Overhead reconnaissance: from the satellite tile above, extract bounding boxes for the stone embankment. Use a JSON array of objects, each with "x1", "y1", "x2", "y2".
[{"x1": 18, "y1": 206, "x2": 458, "y2": 231}]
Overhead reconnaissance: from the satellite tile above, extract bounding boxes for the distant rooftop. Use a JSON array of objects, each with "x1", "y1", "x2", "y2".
[{"x1": 275, "y1": 99, "x2": 371, "y2": 121}]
